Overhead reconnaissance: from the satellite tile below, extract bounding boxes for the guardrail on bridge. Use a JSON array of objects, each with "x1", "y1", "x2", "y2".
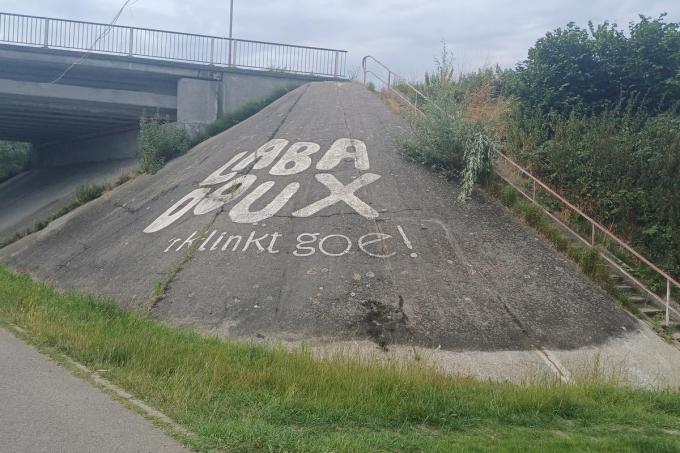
[{"x1": 0, "y1": 12, "x2": 347, "y2": 78}]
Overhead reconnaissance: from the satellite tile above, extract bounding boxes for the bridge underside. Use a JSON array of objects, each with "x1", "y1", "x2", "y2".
[
  {"x1": 0, "y1": 45, "x2": 324, "y2": 164},
  {"x1": 0, "y1": 45, "x2": 182, "y2": 145},
  {"x1": 0, "y1": 88, "x2": 174, "y2": 144}
]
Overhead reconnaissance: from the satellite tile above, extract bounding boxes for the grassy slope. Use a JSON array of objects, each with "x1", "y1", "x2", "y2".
[{"x1": 1, "y1": 267, "x2": 680, "y2": 452}]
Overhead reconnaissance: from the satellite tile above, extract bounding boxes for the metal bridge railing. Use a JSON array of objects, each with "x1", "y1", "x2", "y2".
[
  {"x1": 0, "y1": 12, "x2": 347, "y2": 78},
  {"x1": 362, "y1": 55, "x2": 679, "y2": 326}
]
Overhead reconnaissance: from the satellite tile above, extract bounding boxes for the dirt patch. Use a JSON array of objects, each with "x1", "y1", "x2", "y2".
[{"x1": 359, "y1": 296, "x2": 411, "y2": 350}]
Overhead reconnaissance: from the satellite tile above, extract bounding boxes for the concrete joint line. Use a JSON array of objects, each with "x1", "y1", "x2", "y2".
[
  {"x1": 7, "y1": 324, "x2": 193, "y2": 439},
  {"x1": 534, "y1": 349, "x2": 572, "y2": 383}
]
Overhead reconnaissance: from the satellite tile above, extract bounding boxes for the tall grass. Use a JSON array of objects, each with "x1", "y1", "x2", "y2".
[
  {"x1": 1, "y1": 266, "x2": 680, "y2": 451},
  {"x1": 398, "y1": 50, "x2": 502, "y2": 199},
  {"x1": 505, "y1": 104, "x2": 680, "y2": 284},
  {"x1": 138, "y1": 117, "x2": 191, "y2": 174}
]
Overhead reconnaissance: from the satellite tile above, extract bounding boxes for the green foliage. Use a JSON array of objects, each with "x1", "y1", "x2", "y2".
[
  {"x1": 400, "y1": 45, "x2": 498, "y2": 199},
  {"x1": 75, "y1": 183, "x2": 105, "y2": 204},
  {"x1": 139, "y1": 86, "x2": 294, "y2": 175},
  {"x1": 506, "y1": 104, "x2": 680, "y2": 281},
  {"x1": 1, "y1": 171, "x2": 137, "y2": 249},
  {"x1": 366, "y1": 81, "x2": 376, "y2": 92},
  {"x1": 510, "y1": 15, "x2": 680, "y2": 115},
  {"x1": 138, "y1": 117, "x2": 190, "y2": 174},
  {"x1": 2, "y1": 265, "x2": 680, "y2": 452},
  {"x1": 500, "y1": 185, "x2": 518, "y2": 206},
  {"x1": 0, "y1": 141, "x2": 31, "y2": 183},
  {"x1": 502, "y1": 15, "x2": 680, "y2": 282},
  {"x1": 423, "y1": 41, "x2": 456, "y2": 92}
]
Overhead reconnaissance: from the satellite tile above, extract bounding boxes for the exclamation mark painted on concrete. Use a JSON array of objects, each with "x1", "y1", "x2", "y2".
[{"x1": 397, "y1": 225, "x2": 418, "y2": 258}]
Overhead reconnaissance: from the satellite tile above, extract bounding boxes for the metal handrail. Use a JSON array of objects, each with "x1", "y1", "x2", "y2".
[
  {"x1": 362, "y1": 55, "x2": 426, "y2": 113},
  {"x1": 0, "y1": 12, "x2": 348, "y2": 78},
  {"x1": 362, "y1": 55, "x2": 679, "y2": 325}
]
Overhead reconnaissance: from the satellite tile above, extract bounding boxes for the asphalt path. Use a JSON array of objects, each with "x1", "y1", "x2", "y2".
[
  {"x1": 0, "y1": 81, "x2": 638, "y2": 351},
  {"x1": 0, "y1": 328, "x2": 189, "y2": 453}
]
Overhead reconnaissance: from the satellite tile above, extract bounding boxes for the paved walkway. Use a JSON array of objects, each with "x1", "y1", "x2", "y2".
[{"x1": 0, "y1": 328, "x2": 190, "y2": 453}]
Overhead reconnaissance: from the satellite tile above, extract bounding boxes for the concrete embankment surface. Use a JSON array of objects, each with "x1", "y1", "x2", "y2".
[
  {"x1": 3, "y1": 81, "x2": 679, "y2": 385},
  {"x1": 0, "y1": 158, "x2": 137, "y2": 244}
]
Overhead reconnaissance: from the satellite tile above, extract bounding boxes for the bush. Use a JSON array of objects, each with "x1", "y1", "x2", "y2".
[
  {"x1": 399, "y1": 46, "x2": 498, "y2": 199},
  {"x1": 509, "y1": 15, "x2": 680, "y2": 115},
  {"x1": 0, "y1": 141, "x2": 31, "y2": 183},
  {"x1": 75, "y1": 184, "x2": 105, "y2": 204},
  {"x1": 500, "y1": 185, "x2": 517, "y2": 207},
  {"x1": 506, "y1": 104, "x2": 680, "y2": 281},
  {"x1": 516, "y1": 201, "x2": 544, "y2": 227},
  {"x1": 138, "y1": 117, "x2": 190, "y2": 174},
  {"x1": 138, "y1": 86, "x2": 295, "y2": 174}
]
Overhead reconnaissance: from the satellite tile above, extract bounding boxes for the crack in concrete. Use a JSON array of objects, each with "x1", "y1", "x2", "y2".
[
  {"x1": 335, "y1": 83, "x2": 419, "y2": 349},
  {"x1": 145, "y1": 86, "x2": 310, "y2": 315}
]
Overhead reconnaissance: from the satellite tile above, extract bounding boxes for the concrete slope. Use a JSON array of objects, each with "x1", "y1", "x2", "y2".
[
  {"x1": 0, "y1": 158, "x2": 137, "y2": 244},
  {"x1": 0, "y1": 82, "x2": 639, "y2": 352}
]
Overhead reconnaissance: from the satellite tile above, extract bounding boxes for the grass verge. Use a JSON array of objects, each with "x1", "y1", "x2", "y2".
[{"x1": 1, "y1": 266, "x2": 680, "y2": 452}]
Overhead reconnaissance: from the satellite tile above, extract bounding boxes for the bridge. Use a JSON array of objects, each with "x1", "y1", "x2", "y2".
[{"x1": 0, "y1": 12, "x2": 347, "y2": 165}]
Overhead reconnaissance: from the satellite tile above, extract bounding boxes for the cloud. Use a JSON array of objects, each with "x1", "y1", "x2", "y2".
[{"x1": 3, "y1": 0, "x2": 677, "y2": 78}]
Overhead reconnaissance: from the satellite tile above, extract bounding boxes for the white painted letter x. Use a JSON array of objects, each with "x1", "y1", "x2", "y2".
[{"x1": 293, "y1": 173, "x2": 381, "y2": 219}]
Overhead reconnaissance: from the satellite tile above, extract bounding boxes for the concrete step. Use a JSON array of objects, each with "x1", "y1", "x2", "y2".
[
  {"x1": 640, "y1": 307, "x2": 664, "y2": 316},
  {"x1": 628, "y1": 295, "x2": 647, "y2": 303},
  {"x1": 615, "y1": 284, "x2": 634, "y2": 291}
]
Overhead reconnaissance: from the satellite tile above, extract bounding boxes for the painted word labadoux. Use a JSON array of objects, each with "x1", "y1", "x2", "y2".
[{"x1": 144, "y1": 138, "x2": 380, "y2": 233}]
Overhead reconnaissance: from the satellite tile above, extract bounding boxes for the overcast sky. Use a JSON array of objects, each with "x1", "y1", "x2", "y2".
[{"x1": 3, "y1": 0, "x2": 677, "y2": 78}]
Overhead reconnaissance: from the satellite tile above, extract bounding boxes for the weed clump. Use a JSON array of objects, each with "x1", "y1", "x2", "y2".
[
  {"x1": 138, "y1": 117, "x2": 190, "y2": 174},
  {"x1": 398, "y1": 45, "x2": 500, "y2": 199},
  {"x1": 75, "y1": 184, "x2": 105, "y2": 204},
  {"x1": 138, "y1": 86, "x2": 295, "y2": 175}
]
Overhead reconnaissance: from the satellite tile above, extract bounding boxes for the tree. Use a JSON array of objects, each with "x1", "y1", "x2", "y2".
[{"x1": 511, "y1": 15, "x2": 680, "y2": 114}]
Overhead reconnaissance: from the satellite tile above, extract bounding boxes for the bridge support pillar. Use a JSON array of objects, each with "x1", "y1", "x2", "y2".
[
  {"x1": 177, "y1": 78, "x2": 220, "y2": 135},
  {"x1": 220, "y1": 73, "x2": 306, "y2": 115}
]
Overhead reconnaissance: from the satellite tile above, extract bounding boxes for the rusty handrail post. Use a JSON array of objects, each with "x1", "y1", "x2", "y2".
[{"x1": 668, "y1": 279, "x2": 672, "y2": 326}]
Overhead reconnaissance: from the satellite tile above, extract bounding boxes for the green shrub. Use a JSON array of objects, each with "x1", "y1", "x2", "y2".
[
  {"x1": 500, "y1": 185, "x2": 518, "y2": 207},
  {"x1": 509, "y1": 15, "x2": 680, "y2": 115},
  {"x1": 138, "y1": 117, "x2": 190, "y2": 174},
  {"x1": 400, "y1": 85, "x2": 496, "y2": 198},
  {"x1": 506, "y1": 105, "x2": 680, "y2": 281},
  {"x1": 366, "y1": 81, "x2": 376, "y2": 92},
  {"x1": 0, "y1": 141, "x2": 31, "y2": 183},
  {"x1": 579, "y1": 247, "x2": 601, "y2": 278},
  {"x1": 399, "y1": 45, "x2": 500, "y2": 199},
  {"x1": 516, "y1": 201, "x2": 544, "y2": 227},
  {"x1": 75, "y1": 184, "x2": 105, "y2": 204}
]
